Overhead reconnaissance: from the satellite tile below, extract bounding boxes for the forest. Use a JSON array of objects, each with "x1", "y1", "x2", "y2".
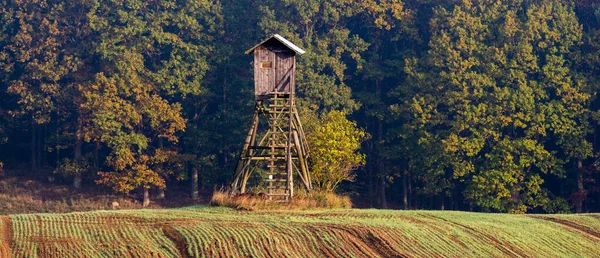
[{"x1": 0, "y1": 0, "x2": 599, "y2": 214}]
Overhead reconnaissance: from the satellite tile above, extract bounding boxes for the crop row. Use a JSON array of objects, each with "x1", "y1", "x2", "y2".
[
  {"x1": 3, "y1": 208, "x2": 600, "y2": 257},
  {"x1": 9, "y1": 213, "x2": 179, "y2": 258}
]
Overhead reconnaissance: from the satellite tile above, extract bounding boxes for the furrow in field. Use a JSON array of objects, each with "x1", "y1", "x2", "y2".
[
  {"x1": 162, "y1": 224, "x2": 191, "y2": 258},
  {"x1": 0, "y1": 216, "x2": 12, "y2": 258},
  {"x1": 220, "y1": 223, "x2": 248, "y2": 257},
  {"x1": 269, "y1": 223, "x2": 300, "y2": 257},
  {"x1": 187, "y1": 225, "x2": 208, "y2": 257},
  {"x1": 385, "y1": 227, "x2": 422, "y2": 257},
  {"x1": 4, "y1": 208, "x2": 600, "y2": 257},
  {"x1": 303, "y1": 224, "x2": 341, "y2": 257},
  {"x1": 368, "y1": 226, "x2": 411, "y2": 257},
  {"x1": 209, "y1": 223, "x2": 237, "y2": 257},
  {"x1": 195, "y1": 223, "x2": 219, "y2": 257},
  {"x1": 285, "y1": 224, "x2": 317, "y2": 256},
  {"x1": 421, "y1": 213, "x2": 525, "y2": 257},
  {"x1": 534, "y1": 216, "x2": 600, "y2": 240},
  {"x1": 14, "y1": 215, "x2": 38, "y2": 257},
  {"x1": 333, "y1": 225, "x2": 382, "y2": 257},
  {"x1": 245, "y1": 225, "x2": 269, "y2": 257},
  {"x1": 231, "y1": 224, "x2": 260, "y2": 257},
  {"x1": 284, "y1": 223, "x2": 317, "y2": 256},
  {"x1": 254, "y1": 225, "x2": 280, "y2": 257},
  {"x1": 208, "y1": 224, "x2": 229, "y2": 257}
]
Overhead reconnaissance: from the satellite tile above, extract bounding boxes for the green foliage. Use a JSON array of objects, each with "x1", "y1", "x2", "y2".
[
  {"x1": 542, "y1": 194, "x2": 572, "y2": 214},
  {"x1": 80, "y1": 0, "x2": 222, "y2": 194},
  {"x1": 2, "y1": 0, "x2": 78, "y2": 125},
  {"x1": 53, "y1": 158, "x2": 89, "y2": 177},
  {"x1": 1, "y1": 0, "x2": 600, "y2": 213},
  {"x1": 400, "y1": 0, "x2": 589, "y2": 212},
  {"x1": 308, "y1": 111, "x2": 367, "y2": 192},
  {"x1": 257, "y1": 0, "x2": 372, "y2": 114}
]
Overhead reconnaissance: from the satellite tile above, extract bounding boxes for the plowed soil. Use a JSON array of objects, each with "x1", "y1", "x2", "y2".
[
  {"x1": 1, "y1": 208, "x2": 599, "y2": 257},
  {"x1": 0, "y1": 216, "x2": 12, "y2": 258}
]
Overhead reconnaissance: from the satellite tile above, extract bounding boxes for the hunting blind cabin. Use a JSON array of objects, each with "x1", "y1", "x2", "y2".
[{"x1": 230, "y1": 35, "x2": 312, "y2": 201}]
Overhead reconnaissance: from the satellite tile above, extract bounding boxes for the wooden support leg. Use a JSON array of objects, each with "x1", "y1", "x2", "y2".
[
  {"x1": 287, "y1": 95, "x2": 294, "y2": 199},
  {"x1": 231, "y1": 94, "x2": 309, "y2": 201},
  {"x1": 231, "y1": 109, "x2": 260, "y2": 193},
  {"x1": 293, "y1": 130, "x2": 311, "y2": 191},
  {"x1": 293, "y1": 108, "x2": 310, "y2": 155}
]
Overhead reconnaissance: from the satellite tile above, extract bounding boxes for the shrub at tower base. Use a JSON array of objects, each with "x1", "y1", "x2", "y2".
[
  {"x1": 210, "y1": 190, "x2": 351, "y2": 210},
  {"x1": 307, "y1": 110, "x2": 368, "y2": 192}
]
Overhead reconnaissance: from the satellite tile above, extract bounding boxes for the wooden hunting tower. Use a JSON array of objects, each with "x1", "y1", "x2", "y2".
[{"x1": 230, "y1": 35, "x2": 312, "y2": 201}]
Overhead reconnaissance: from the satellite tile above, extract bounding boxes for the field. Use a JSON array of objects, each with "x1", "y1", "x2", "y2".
[{"x1": 0, "y1": 207, "x2": 599, "y2": 258}]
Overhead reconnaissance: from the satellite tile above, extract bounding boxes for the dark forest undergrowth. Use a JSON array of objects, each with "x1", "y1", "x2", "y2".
[{"x1": 0, "y1": 174, "x2": 210, "y2": 215}]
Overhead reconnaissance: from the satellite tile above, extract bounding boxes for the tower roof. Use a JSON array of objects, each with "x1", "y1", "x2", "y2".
[{"x1": 245, "y1": 34, "x2": 306, "y2": 55}]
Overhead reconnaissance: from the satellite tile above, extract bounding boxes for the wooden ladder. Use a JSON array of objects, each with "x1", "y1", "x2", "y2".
[{"x1": 266, "y1": 93, "x2": 290, "y2": 201}]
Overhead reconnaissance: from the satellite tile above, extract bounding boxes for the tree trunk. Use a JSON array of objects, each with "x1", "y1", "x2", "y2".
[
  {"x1": 93, "y1": 144, "x2": 99, "y2": 173},
  {"x1": 576, "y1": 159, "x2": 584, "y2": 213},
  {"x1": 191, "y1": 167, "x2": 199, "y2": 199},
  {"x1": 158, "y1": 137, "x2": 167, "y2": 195},
  {"x1": 198, "y1": 168, "x2": 204, "y2": 190},
  {"x1": 594, "y1": 125, "x2": 597, "y2": 151},
  {"x1": 597, "y1": 190, "x2": 600, "y2": 213},
  {"x1": 440, "y1": 196, "x2": 445, "y2": 210},
  {"x1": 143, "y1": 187, "x2": 150, "y2": 207},
  {"x1": 368, "y1": 160, "x2": 374, "y2": 207},
  {"x1": 367, "y1": 139, "x2": 374, "y2": 208},
  {"x1": 37, "y1": 124, "x2": 42, "y2": 168},
  {"x1": 38, "y1": 124, "x2": 48, "y2": 168},
  {"x1": 223, "y1": 71, "x2": 228, "y2": 117},
  {"x1": 73, "y1": 138, "x2": 82, "y2": 189},
  {"x1": 31, "y1": 123, "x2": 37, "y2": 171},
  {"x1": 155, "y1": 138, "x2": 165, "y2": 200},
  {"x1": 364, "y1": 80, "x2": 375, "y2": 208},
  {"x1": 402, "y1": 170, "x2": 408, "y2": 210},
  {"x1": 73, "y1": 118, "x2": 83, "y2": 189},
  {"x1": 375, "y1": 78, "x2": 386, "y2": 209},
  {"x1": 157, "y1": 188, "x2": 165, "y2": 199},
  {"x1": 55, "y1": 112, "x2": 60, "y2": 168},
  {"x1": 379, "y1": 176, "x2": 387, "y2": 209},
  {"x1": 73, "y1": 174, "x2": 82, "y2": 189},
  {"x1": 408, "y1": 172, "x2": 412, "y2": 209},
  {"x1": 56, "y1": 143, "x2": 60, "y2": 168}
]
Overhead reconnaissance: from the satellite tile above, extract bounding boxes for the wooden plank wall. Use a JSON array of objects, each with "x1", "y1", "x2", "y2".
[
  {"x1": 254, "y1": 40, "x2": 296, "y2": 97},
  {"x1": 254, "y1": 45, "x2": 275, "y2": 96},
  {"x1": 275, "y1": 52, "x2": 294, "y2": 93}
]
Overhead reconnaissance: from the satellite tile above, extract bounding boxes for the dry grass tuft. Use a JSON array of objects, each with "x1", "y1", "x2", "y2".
[{"x1": 210, "y1": 190, "x2": 352, "y2": 210}]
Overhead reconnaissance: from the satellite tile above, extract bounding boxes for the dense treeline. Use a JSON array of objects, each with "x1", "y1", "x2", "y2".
[{"x1": 0, "y1": 0, "x2": 599, "y2": 213}]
